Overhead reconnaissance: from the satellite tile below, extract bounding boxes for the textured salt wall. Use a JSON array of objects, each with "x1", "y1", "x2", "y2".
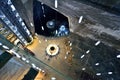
[{"x1": 88, "y1": 0, "x2": 120, "y2": 12}]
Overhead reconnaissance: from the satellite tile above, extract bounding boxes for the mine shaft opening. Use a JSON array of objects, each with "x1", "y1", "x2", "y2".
[{"x1": 33, "y1": 0, "x2": 70, "y2": 37}]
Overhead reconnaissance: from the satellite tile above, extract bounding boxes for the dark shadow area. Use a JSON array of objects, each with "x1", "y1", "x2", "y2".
[
  {"x1": 33, "y1": 0, "x2": 69, "y2": 37},
  {"x1": 75, "y1": 0, "x2": 120, "y2": 15},
  {"x1": 22, "y1": 68, "x2": 38, "y2": 80},
  {"x1": 80, "y1": 71, "x2": 100, "y2": 80},
  {"x1": 0, "y1": 51, "x2": 13, "y2": 69}
]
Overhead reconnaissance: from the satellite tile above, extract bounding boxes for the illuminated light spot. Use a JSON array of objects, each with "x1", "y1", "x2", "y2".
[
  {"x1": 2, "y1": 45, "x2": 9, "y2": 50},
  {"x1": 117, "y1": 55, "x2": 120, "y2": 58},
  {"x1": 69, "y1": 43, "x2": 72, "y2": 46},
  {"x1": 108, "y1": 72, "x2": 113, "y2": 75},
  {"x1": 41, "y1": 3, "x2": 44, "y2": 5},
  {"x1": 36, "y1": 67, "x2": 39, "y2": 70},
  {"x1": 0, "y1": 15, "x2": 5, "y2": 19},
  {"x1": 55, "y1": 0, "x2": 58, "y2": 8},
  {"x1": 7, "y1": 0, "x2": 12, "y2": 5},
  {"x1": 10, "y1": 50, "x2": 17, "y2": 55},
  {"x1": 15, "y1": 13, "x2": 19, "y2": 17},
  {"x1": 51, "y1": 77, "x2": 56, "y2": 80},
  {"x1": 64, "y1": 56, "x2": 67, "y2": 59},
  {"x1": 21, "y1": 57, "x2": 26, "y2": 61},
  {"x1": 21, "y1": 22, "x2": 25, "y2": 26},
  {"x1": 68, "y1": 41, "x2": 71, "y2": 43},
  {"x1": 0, "y1": 43, "x2": 2, "y2": 46},
  {"x1": 42, "y1": 70, "x2": 45, "y2": 73},
  {"x1": 21, "y1": 39, "x2": 25, "y2": 42},
  {"x1": 43, "y1": 14, "x2": 46, "y2": 17},
  {"x1": 38, "y1": 68, "x2": 42, "y2": 71},
  {"x1": 30, "y1": 35, "x2": 33, "y2": 38},
  {"x1": 58, "y1": 26, "x2": 69, "y2": 36},
  {"x1": 10, "y1": 26, "x2": 14, "y2": 28},
  {"x1": 35, "y1": 33, "x2": 38, "y2": 36},
  {"x1": 42, "y1": 6, "x2": 44, "y2": 10},
  {"x1": 5, "y1": 20, "x2": 10, "y2": 24},
  {"x1": 55, "y1": 30, "x2": 58, "y2": 34},
  {"x1": 70, "y1": 28, "x2": 73, "y2": 32},
  {"x1": 60, "y1": 25, "x2": 66, "y2": 31},
  {"x1": 81, "y1": 54, "x2": 85, "y2": 59},
  {"x1": 49, "y1": 22, "x2": 54, "y2": 26},
  {"x1": 82, "y1": 68, "x2": 86, "y2": 71},
  {"x1": 95, "y1": 63, "x2": 99, "y2": 66},
  {"x1": 12, "y1": 26, "x2": 17, "y2": 32},
  {"x1": 19, "y1": 35, "x2": 22, "y2": 39},
  {"x1": 16, "y1": 33, "x2": 20, "y2": 36},
  {"x1": 39, "y1": 40, "x2": 41, "y2": 43},
  {"x1": 30, "y1": 22, "x2": 34, "y2": 27},
  {"x1": 95, "y1": 41, "x2": 101, "y2": 46},
  {"x1": 16, "y1": 54, "x2": 21, "y2": 58},
  {"x1": 24, "y1": 26, "x2": 27, "y2": 30},
  {"x1": 31, "y1": 63, "x2": 36, "y2": 68},
  {"x1": 78, "y1": 16, "x2": 83, "y2": 23},
  {"x1": 26, "y1": 29, "x2": 30, "y2": 35},
  {"x1": 47, "y1": 20, "x2": 55, "y2": 29},
  {"x1": 19, "y1": 18, "x2": 22, "y2": 22},
  {"x1": 42, "y1": 26, "x2": 44, "y2": 30},
  {"x1": 10, "y1": 5, "x2": 15, "y2": 11},
  {"x1": 86, "y1": 50, "x2": 90, "y2": 54},
  {"x1": 72, "y1": 54, "x2": 74, "y2": 57},
  {"x1": 96, "y1": 73, "x2": 101, "y2": 76},
  {"x1": 26, "y1": 60, "x2": 29, "y2": 63},
  {"x1": 66, "y1": 52, "x2": 70, "y2": 55},
  {"x1": 45, "y1": 39, "x2": 47, "y2": 42}
]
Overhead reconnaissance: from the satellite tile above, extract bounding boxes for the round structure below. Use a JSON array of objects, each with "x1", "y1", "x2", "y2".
[{"x1": 46, "y1": 44, "x2": 59, "y2": 56}]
